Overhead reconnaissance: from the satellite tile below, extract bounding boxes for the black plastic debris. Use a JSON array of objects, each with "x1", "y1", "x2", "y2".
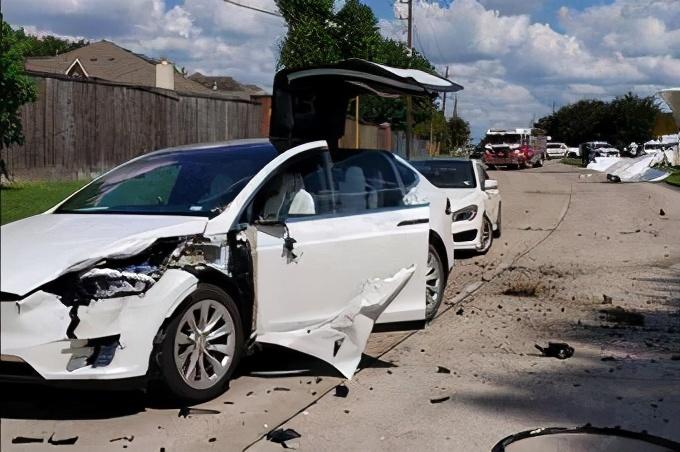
[
  {"x1": 602, "y1": 294, "x2": 613, "y2": 304},
  {"x1": 601, "y1": 356, "x2": 617, "y2": 362},
  {"x1": 47, "y1": 433, "x2": 79, "y2": 445},
  {"x1": 456, "y1": 308, "x2": 464, "y2": 315},
  {"x1": 659, "y1": 209, "x2": 666, "y2": 216},
  {"x1": 178, "y1": 407, "x2": 220, "y2": 418},
  {"x1": 334, "y1": 384, "x2": 349, "y2": 398},
  {"x1": 437, "y1": 366, "x2": 451, "y2": 374},
  {"x1": 12, "y1": 436, "x2": 44, "y2": 444},
  {"x1": 209, "y1": 437, "x2": 217, "y2": 443},
  {"x1": 273, "y1": 387, "x2": 291, "y2": 392},
  {"x1": 492, "y1": 425, "x2": 680, "y2": 452},
  {"x1": 535, "y1": 342, "x2": 574, "y2": 360},
  {"x1": 110, "y1": 435, "x2": 134, "y2": 443},
  {"x1": 430, "y1": 396, "x2": 450, "y2": 404},
  {"x1": 266, "y1": 428, "x2": 301, "y2": 445}
]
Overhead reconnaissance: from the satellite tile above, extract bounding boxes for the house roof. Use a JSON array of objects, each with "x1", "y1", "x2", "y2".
[
  {"x1": 24, "y1": 41, "x2": 214, "y2": 96},
  {"x1": 189, "y1": 72, "x2": 266, "y2": 97}
]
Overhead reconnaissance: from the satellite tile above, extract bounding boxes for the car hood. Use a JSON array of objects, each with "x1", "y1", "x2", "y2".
[
  {"x1": 1, "y1": 214, "x2": 209, "y2": 297},
  {"x1": 440, "y1": 188, "x2": 478, "y2": 208}
]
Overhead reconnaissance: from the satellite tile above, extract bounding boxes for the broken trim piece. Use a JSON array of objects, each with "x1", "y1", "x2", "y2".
[{"x1": 256, "y1": 266, "x2": 416, "y2": 378}]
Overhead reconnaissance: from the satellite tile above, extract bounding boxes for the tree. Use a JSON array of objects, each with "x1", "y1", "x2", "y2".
[
  {"x1": 0, "y1": 20, "x2": 37, "y2": 150},
  {"x1": 11, "y1": 27, "x2": 87, "y2": 57},
  {"x1": 447, "y1": 116, "x2": 471, "y2": 150},
  {"x1": 535, "y1": 94, "x2": 662, "y2": 147}
]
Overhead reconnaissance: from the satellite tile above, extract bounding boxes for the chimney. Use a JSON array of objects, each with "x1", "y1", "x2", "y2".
[{"x1": 155, "y1": 59, "x2": 174, "y2": 90}]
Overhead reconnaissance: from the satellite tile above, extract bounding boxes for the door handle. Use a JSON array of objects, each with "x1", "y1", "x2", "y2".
[{"x1": 397, "y1": 218, "x2": 429, "y2": 227}]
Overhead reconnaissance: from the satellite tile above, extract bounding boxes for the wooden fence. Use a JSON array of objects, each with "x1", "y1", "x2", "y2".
[{"x1": 2, "y1": 74, "x2": 264, "y2": 180}]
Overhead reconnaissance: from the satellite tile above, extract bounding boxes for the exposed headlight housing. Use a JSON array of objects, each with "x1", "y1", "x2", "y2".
[{"x1": 452, "y1": 205, "x2": 478, "y2": 222}]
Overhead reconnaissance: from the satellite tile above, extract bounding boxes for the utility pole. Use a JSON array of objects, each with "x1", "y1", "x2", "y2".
[
  {"x1": 400, "y1": 0, "x2": 414, "y2": 159},
  {"x1": 441, "y1": 65, "x2": 449, "y2": 115}
]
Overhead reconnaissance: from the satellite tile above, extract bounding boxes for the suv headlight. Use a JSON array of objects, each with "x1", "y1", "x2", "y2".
[{"x1": 452, "y1": 205, "x2": 478, "y2": 222}]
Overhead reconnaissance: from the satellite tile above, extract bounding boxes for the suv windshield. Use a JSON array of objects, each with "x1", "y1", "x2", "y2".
[
  {"x1": 57, "y1": 143, "x2": 277, "y2": 217},
  {"x1": 411, "y1": 160, "x2": 476, "y2": 189}
]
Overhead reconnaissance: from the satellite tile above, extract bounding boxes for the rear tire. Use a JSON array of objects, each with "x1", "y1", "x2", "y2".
[
  {"x1": 425, "y1": 244, "x2": 445, "y2": 321},
  {"x1": 157, "y1": 284, "x2": 244, "y2": 403}
]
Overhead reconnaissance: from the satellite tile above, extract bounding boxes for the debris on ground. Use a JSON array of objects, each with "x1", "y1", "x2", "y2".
[
  {"x1": 436, "y1": 366, "x2": 451, "y2": 374},
  {"x1": 273, "y1": 387, "x2": 291, "y2": 392},
  {"x1": 110, "y1": 436, "x2": 135, "y2": 443},
  {"x1": 47, "y1": 434, "x2": 79, "y2": 445},
  {"x1": 535, "y1": 342, "x2": 574, "y2": 360},
  {"x1": 178, "y1": 407, "x2": 221, "y2": 418},
  {"x1": 334, "y1": 385, "x2": 349, "y2": 398},
  {"x1": 266, "y1": 428, "x2": 302, "y2": 446},
  {"x1": 602, "y1": 294, "x2": 613, "y2": 304},
  {"x1": 12, "y1": 436, "x2": 44, "y2": 444},
  {"x1": 456, "y1": 308, "x2": 464, "y2": 315},
  {"x1": 429, "y1": 396, "x2": 451, "y2": 404},
  {"x1": 503, "y1": 278, "x2": 542, "y2": 297},
  {"x1": 599, "y1": 307, "x2": 645, "y2": 326},
  {"x1": 660, "y1": 209, "x2": 666, "y2": 216}
]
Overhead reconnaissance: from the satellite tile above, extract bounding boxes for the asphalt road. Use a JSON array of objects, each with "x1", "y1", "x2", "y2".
[{"x1": 2, "y1": 161, "x2": 679, "y2": 451}]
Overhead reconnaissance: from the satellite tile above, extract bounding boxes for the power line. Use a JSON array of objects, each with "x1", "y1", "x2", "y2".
[{"x1": 222, "y1": 0, "x2": 282, "y2": 18}]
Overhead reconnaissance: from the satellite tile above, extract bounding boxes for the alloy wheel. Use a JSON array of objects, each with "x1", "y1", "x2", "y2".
[
  {"x1": 174, "y1": 299, "x2": 236, "y2": 390},
  {"x1": 425, "y1": 247, "x2": 444, "y2": 320}
]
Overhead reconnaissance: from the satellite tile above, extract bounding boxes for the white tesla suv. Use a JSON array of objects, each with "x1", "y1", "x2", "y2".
[{"x1": 0, "y1": 60, "x2": 461, "y2": 401}]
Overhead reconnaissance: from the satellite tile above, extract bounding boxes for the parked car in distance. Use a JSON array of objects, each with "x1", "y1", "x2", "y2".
[
  {"x1": 546, "y1": 142, "x2": 568, "y2": 158},
  {"x1": 580, "y1": 141, "x2": 620, "y2": 160},
  {"x1": 411, "y1": 159, "x2": 501, "y2": 254},
  {"x1": 0, "y1": 60, "x2": 462, "y2": 402},
  {"x1": 566, "y1": 147, "x2": 580, "y2": 158}
]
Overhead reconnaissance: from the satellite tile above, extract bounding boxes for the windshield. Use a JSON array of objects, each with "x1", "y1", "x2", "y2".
[
  {"x1": 411, "y1": 160, "x2": 476, "y2": 189},
  {"x1": 547, "y1": 143, "x2": 563, "y2": 148},
  {"x1": 486, "y1": 134, "x2": 522, "y2": 145},
  {"x1": 57, "y1": 143, "x2": 277, "y2": 217}
]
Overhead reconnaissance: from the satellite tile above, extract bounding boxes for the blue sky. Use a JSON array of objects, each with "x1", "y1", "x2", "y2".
[{"x1": 5, "y1": 0, "x2": 679, "y2": 140}]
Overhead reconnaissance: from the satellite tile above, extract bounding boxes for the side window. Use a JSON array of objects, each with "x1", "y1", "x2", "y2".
[
  {"x1": 251, "y1": 152, "x2": 333, "y2": 222},
  {"x1": 395, "y1": 159, "x2": 419, "y2": 192},
  {"x1": 330, "y1": 150, "x2": 405, "y2": 214}
]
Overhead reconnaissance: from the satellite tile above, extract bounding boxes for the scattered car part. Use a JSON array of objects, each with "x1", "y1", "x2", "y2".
[
  {"x1": 492, "y1": 425, "x2": 680, "y2": 452},
  {"x1": 535, "y1": 342, "x2": 574, "y2": 359}
]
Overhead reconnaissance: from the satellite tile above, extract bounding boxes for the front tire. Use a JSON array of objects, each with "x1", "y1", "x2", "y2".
[
  {"x1": 425, "y1": 244, "x2": 445, "y2": 321},
  {"x1": 477, "y1": 216, "x2": 494, "y2": 254},
  {"x1": 158, "y1": 284, "x2": 244, "y2": 403}
]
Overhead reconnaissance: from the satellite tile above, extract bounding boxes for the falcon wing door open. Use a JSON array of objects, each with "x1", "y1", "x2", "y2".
[{"x1": 270, "y1": 58, "x2": 463, "y2": 152}]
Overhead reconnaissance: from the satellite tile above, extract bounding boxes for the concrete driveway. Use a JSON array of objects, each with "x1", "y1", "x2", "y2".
[{"x1": 2, "y1": 161, "x2": 678, "y2": 451}]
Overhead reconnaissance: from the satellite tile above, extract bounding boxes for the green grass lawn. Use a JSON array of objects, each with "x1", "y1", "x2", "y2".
[
  {"x1": 666, "y1": 171, "x2": 680, "y2": 187},
  {"x1": 1, "y1": 180, "x2": 88, "y2": 225}
]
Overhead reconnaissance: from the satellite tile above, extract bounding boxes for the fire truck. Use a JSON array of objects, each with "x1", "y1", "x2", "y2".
[{"x1": 481, "y1": 128, "x2": 547, "y2": 169}]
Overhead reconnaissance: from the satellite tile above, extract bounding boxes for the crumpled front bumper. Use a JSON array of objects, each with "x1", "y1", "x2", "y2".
[{"x1": 0, "y1": 270, "x2": 197, "y2": 381}]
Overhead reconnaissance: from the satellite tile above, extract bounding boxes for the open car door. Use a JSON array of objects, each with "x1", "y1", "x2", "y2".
[
  {"x1": 270, "y1": 59, "x2": 463, "y2": 152},
  {"x1": 254, "y1": 60, "x2": 462, "y2": 378}
]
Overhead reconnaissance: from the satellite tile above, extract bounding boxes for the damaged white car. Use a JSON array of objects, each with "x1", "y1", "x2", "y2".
[{"x1": 0, "y1": 60, "x2": 461, "y2": 401}]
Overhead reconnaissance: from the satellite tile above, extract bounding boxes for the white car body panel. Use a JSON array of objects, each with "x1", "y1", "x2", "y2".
[
  {"x1": 0, "y1": 214, "x2": 208, "y2": 296},
  {"x1": 546, "y1": 143, "x2": 568, "y2": 157},
  {"x1": 1, "y1": 270, "x2": 198, "y2": 380}
]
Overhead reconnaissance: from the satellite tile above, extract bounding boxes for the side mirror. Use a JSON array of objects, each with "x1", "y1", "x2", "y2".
[
  {"x1": 253, "y1": 218, "x2": 287, "y2": 239},
  {"x1": 484, "y1": 179, "x2": 498, "y2": 190}
]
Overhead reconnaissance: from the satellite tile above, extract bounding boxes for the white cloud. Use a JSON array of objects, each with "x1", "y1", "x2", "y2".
[{"x1": 5, "y1": 0, "x2": 678, "y2": 139}]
